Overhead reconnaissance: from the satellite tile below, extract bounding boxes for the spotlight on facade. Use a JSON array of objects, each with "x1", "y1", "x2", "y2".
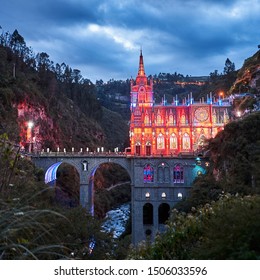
[
  {"x1": 195, "y1": 157, "x2": 201, "y2": 165},
  {"x1": 145, "y1": 192, "x2": 150, "y2": 198},
  {"x1": 177, "y1": 192, "x2": 183, "y2": 200},
  {"x1": 161, "y1": 192, "x2": 167, "y2": 199}
]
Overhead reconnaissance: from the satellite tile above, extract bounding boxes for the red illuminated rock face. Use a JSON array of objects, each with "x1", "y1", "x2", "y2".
[
  {"x1": 129, "y1": 52, "x2": 231, "y2": 156},
  {"x1": 15, "y1": 101, "x2": 59, "y2": 152}
]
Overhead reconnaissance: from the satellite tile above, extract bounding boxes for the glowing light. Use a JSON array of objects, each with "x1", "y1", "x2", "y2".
[
  {"x1": 161, "y1": 192, "x2": 167, "y2": 199},
  {"x1": 27, "y1": 121, "x2": 34, "y2": 129},
  {"x1": 45, "y1": 162, "x2": 63, "y2": 184},
  {"x1": 178, "y1": 192, "x2": 183, "y2": 199},
  {"x1": 145, "y1": 192, "x2": 150, "y2": 198}
]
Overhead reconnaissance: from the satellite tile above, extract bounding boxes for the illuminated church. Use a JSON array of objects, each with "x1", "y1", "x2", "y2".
[{"x1": 129, "y1": 51, "x2": 230, "y2": 156}]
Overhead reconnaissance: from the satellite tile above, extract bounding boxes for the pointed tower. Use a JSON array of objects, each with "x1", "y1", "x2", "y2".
[
  {"x1": 130, "y1": 50, "x2": 153, "y2": 108},
  {"x1": 130, "y1": 51, "x2": 154, "y2": 156},
  {"x1": 136, "y1": 49, "x2": 147, "y2": 85}
]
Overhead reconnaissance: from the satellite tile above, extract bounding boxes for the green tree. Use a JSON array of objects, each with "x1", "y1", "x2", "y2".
[
  {"x1": 0, "y1": 135, "x2": 114, "y2": 259},
  {"x1": 128, "y1": 195, "x2": 260, "y2": 260},
  {"x1": 207, "y1": 112, "x2": 260, "y2": 194},
  {"x1": 224, "y1": 58, "x2": 235, "y2": 75}
]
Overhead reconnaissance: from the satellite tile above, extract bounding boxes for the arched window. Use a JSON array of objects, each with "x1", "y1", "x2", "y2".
[
  {"x1": 224, "y1": 109, "x2": 229, "y2": 123},
  {"x1": 157, "y1": 133, "x2": 165, "y2": 150},
  {"x1": 173, "y1": 164, "x2": 184, "y2": 183},
  {"x1": 198, "y1": 134, "x2": 206, "y2": 147},
  {"x1": 144, "y1": 164, "x2": 154, "y2": 183},
  {"x1": 213, "y1": 111, "x2": 217, "y2": 123},
  {"x1": 143, "y1": 203, "x2": 153, "y2": 225},
  {"x1": 180, "y1": 114, "x2": 186, "y2": 124},
  {"x1": 146, "y1": 141, "x2": 151, "y2": 156},
  {"x1": 158, "y1": 203, "x2": 170, "y2": 224},
  {"x1": 170, "y1": 133, "x2": 178, "y2": 150},
  {"x1": 182, "y1": 133, "x2": 190, "y2": 150},
  {"x1": 157, "y1": 114, "x2": 162, "y2": 125},
  {"x1": 168, "y1": 114, "x2": 174, "y2": 126},
  {"x1": 134, "y1": 107, "x2": 141, "y2": 116},
  {"x1": 158, "y1": 162, "x2": 170, "y2": 183},
  {"x1": 144, "y1": 114, "x2": 150, "y2": 126},
  {"x1": 135, "y1": 142, "x2": 141, "y2": 155}
]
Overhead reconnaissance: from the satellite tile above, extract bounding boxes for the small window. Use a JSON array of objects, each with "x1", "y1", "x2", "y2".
[
  {"x1": 144, "y1": 164, "x2": 154, "y2": 183},
  {"x1": 170, "y1": 133, "x2": 178, "y2": 150},
  {"x1": 146, "y1": 142, "x2": 151, "y2": 156},
  {"x1": 144, "y1": 114, "x2": 150, "y2": 126},
  {"x1": 182, "y1": 133, "x2": 190, "y2": 150},
  {"x1": 173, "y1": 164, "x2": 184, "y2": 183},
  {"x1": 157, "y1": 133, "x2": 165, "y2": 149},
  {"x1": 135, "y1": 144, "x2": 141, "y2": 155},
  {"x1": 168, "y1": 114, "x2": 174, "y2": 125},
  {"x1": 158, "y1": 162, "x2": 170, "y2": 183}
]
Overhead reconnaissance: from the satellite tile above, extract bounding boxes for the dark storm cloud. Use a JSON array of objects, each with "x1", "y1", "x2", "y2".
[{"x1": 1, "y1": 0, "x2": 260, "y2": 82}]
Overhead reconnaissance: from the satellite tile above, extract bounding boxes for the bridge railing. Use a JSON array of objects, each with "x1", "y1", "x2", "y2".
[{"x1": 29, "y1": 150, "x2": 128, "y2": 157}]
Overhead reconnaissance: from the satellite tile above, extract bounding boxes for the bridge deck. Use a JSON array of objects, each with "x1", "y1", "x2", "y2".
[{"x1": 30, "y1": 151, "x2": 200, "y2": 159}]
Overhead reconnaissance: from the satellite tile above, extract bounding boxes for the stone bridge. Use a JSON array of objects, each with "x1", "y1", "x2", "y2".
[
  {"x1": 32, "y1": 153, "x2": 132, "y2": 215},
  {"x1": 32, "y1": 152, "x2": 207, "y2": 244}
]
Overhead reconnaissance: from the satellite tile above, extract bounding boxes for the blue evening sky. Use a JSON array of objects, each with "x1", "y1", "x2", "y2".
[{"x1": 1, "y1": 0, "x2": 260, "y2": 82}]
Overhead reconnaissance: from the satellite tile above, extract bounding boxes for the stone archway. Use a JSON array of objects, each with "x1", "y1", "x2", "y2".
[
  {"x1": 88, "y1": 160, "x2": 132, "y2": 217},
  {"x1": 158, "y1": 203, "x2": 170, "y2": 224},
  {"x1": 143, "y1": 203, "x2": 153, "y2": 224},
  {"x1": 44, "y1": 161, "x2": 80, "y2": 207}
]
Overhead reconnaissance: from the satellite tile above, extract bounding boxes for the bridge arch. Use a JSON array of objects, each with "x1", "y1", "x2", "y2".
[
  {"x1": 44, "y1": 160, "x2": 81, "y2": 185},
  {"x1": 88, "y1": 159, "x2": 132, "y2": 217},
  {"x1": 44, "y1": 160, "x2": 81, "y2": 206},
  {"x1": 45, "y1": 162, "x2": 63, "y2": 185}
]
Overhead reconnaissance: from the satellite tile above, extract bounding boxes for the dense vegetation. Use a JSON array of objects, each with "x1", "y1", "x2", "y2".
[
  {"x1": 129, "y1": 194, "x2": 260, "y2": 260},
  {"x1": 0, "y1": 134, "x2": 116, "y2": 259}
]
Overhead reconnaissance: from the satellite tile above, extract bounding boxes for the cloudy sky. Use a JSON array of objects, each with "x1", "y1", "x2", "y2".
[{"x1": 1, "y1": 0, "x2": 260, "y2": 82}]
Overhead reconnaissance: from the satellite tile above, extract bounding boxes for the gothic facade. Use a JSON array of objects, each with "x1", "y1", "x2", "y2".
[{"x1": 129, "y1": 51, "x2": 230, "y2": 156}]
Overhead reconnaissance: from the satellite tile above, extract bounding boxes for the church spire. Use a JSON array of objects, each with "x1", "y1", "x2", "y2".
[{"x1": 138, "y1": 48, "x2": 145, "y2": 76}]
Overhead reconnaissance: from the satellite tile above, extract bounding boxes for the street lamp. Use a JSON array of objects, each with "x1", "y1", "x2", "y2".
[
  {"x1": 27, "y1": 121, "x2": 34, "y2": 153},
  {"x1": 28, "y1": 121, "x2": 34, "y2": 129}
]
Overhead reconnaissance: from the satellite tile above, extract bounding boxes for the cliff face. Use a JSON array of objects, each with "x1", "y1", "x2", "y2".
[
  {"x1": 12, "y1": 97, "x2": 107, "y2": 152},
  {"x1": 230, "y1": 50, "x2": 260, "y2": 94},
  {"x1": 16, "y1": 101, "x2": 57, "y2": 151},
  {"x1": 0, "y1": 43, "x2": 129, "y2": 152}
]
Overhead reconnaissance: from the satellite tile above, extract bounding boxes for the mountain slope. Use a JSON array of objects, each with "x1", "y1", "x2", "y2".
[
  {"x1": 0, "y1": 42, "x2": 128, "y2": 151},
  {"x1": 230, "y1": 50, "x2": 260, "y2": 94}
]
